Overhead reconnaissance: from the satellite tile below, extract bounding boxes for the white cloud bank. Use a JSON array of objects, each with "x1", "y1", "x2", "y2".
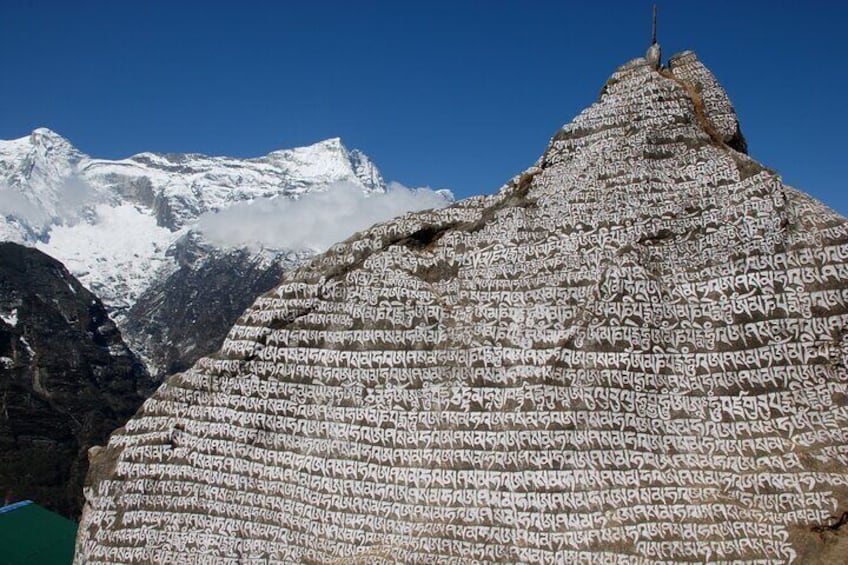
[
  {"x1": 0, "y1": 187, "x2": 50, "y2": 227},
  {"x1": 0, "y1": 176, "x2": 100, "y2": 241},
  {"x1": 196, "y1": 182, "x2": 453, "y2": 252}
]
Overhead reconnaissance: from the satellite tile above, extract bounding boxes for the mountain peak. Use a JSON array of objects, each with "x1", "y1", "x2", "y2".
[
  {"x1": 0, "y1": 128, "x2": 80, "y2": 162},
  {"x1": 266, "y1": 136, "x2": 347, "y2": 157},
  {"x1": 552, "y1": 49, "x2": 747, "y2": 168},
  {"x1": 319, "y1": 136, "x2": 344, "y2": 148},
  {"x1": 264, "y1": 137, "x2": 385, "y2": 193},
  {"x1": 30, "y1": 126, "x2": 64, "y2": 139},
  {"x1": 28, "y1": 127, "x2": 77, "y2": 152}
]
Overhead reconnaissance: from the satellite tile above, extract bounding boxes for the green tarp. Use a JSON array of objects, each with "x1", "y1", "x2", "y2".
[{"x1": 0, "y1": 501, "x2": 77, "y2": 564}]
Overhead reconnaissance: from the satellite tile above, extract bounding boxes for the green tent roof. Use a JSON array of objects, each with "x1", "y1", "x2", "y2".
[{"x1": 0, "y1": 501, "x2": 77, "y2": 565}]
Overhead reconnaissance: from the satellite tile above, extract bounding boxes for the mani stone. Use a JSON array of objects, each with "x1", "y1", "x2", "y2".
[{"x1": 75, "y1": 52, "x2": 848, "y2": 564}]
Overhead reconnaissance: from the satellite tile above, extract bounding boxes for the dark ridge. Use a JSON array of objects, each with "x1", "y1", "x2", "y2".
[{"x1": 0, "y1": 243, "x2": 152, "y2": 519}]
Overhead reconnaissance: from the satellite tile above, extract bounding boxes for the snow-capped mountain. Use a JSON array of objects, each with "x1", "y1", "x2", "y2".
[
  {"x1": 2, "y1": 128, "x2": 385, "y2": 231},
  {"x1": 0, "y1": 129, "x2": 389, "y2": 308},
  {"x1": 0, "y1": 128, "x2": 96, "y2": 241},
  {"x1": 83, "y1": 136, "x2": 386, "y2": 230},
  {"x1": 0, "y1": 128, "x2": 451, "y2": 377}
]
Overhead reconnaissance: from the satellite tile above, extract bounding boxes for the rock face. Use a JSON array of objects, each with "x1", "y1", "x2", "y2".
[
  {"x1": 124, "y1": 232, "x2": 312, "y2": 377},
  {"x1": 0, "y1": 243, "x2": 154, "y2": 518},
  {"x1": 76, "y1": 52, "x2": 848, "y2": 563}
]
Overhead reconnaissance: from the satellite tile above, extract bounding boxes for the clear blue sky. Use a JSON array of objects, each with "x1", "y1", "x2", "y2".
[{"x1": 2, "y1": 1, "x2": 847, "y2": 211}]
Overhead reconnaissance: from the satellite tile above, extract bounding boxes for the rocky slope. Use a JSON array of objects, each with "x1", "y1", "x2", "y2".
[
  {"x1": 74, "y1": 50, "x2": 848, "y2": 563},
  {"x1": 123, "y1": 232, "x2": 312, "y2": 377},
  {"x1": 0, "y1": 243, "x2": 153, "y2": 518},
  {"x1": 0, "y1": 131, "x2": 451, "y2": 379}
]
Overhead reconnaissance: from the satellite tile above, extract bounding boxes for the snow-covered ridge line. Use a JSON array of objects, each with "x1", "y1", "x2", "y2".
[
  {"x1": 0, "y1": 128, "x2": 453, "y2": 375},
  {"x1": 1, "y1": 128, "x2": 389, "y2": 235}
]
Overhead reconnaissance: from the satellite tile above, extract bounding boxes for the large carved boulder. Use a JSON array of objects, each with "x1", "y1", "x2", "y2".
[{"x1": 75, "y1": 52, "x2": 848, "y2": 563}]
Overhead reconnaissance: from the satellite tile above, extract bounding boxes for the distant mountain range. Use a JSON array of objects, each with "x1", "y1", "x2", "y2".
[{"x1": 0, "y1": 128, "x2": 452, "y2": 378}]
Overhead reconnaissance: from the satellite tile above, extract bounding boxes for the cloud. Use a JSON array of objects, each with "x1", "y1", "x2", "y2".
[
  {"x1": 0, "y1": 185, "x2": 50, "y2": 227},
  {"x1": 196, "y1": 181, "x2": 453, "y2": 252},
  {"x1": 0, "y1": 174, "x2": 100, "y2": 236}
]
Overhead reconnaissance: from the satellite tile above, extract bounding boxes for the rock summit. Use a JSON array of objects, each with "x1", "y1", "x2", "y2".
[{"x1": 76, "y1": 52, "x2": 848, "y2": 563}]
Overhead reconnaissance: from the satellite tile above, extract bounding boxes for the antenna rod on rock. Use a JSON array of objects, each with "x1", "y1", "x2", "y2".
[
  {"x1": 646, "y1": 3, "x2": 661, "y2": 69},
  {"x1": 652, "y1": 3, "x2": 657, "y2": 45}
]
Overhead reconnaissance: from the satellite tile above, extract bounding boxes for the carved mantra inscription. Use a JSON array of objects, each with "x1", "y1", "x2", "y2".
[{"x1": 76, "y1": 53, "x2": 848, "y2": 564}]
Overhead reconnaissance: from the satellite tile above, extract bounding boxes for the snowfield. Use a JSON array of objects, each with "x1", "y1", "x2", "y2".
[
  {"x1": 36, "y1": 203, "x2": 181, "y2": 316},
  {"x1": 0, "y1": 127, "x2": 452, "y2": 333}
]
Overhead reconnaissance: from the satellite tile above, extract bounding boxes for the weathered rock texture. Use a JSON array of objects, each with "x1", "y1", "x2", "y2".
[
  {"x1": 76, "y1": 53, "x2": 848, "y2": 563},
  {"x1": 0, "y1": 243, "x2": 154, "y2": 518},
  {"x1": 124, "y1": 232, "x2": 311, "y2": 378}
]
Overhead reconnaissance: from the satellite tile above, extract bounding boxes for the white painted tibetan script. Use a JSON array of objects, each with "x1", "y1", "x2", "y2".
[{"x1": 75, "y1": 51, "x2": 848, "y2": 564}]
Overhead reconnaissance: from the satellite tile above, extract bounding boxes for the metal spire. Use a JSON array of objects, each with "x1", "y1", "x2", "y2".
[
  {"x1": 652, "y1": 3, "x2": 658, "y2": 45},
  {"x1": 646, "y1": 4, "x2": 661, "y2": 68}
]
